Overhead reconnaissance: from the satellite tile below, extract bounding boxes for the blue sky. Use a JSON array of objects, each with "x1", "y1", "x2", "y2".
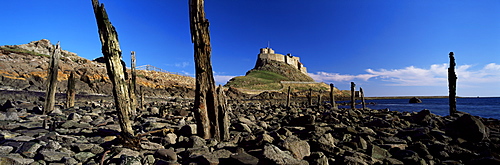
[{"x1": 2, "y1": 0, "x2": 499, "y2": 97}]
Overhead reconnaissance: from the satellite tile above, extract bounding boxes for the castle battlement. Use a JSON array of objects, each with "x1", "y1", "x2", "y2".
[{"x1": 258, "y1": 47, "x2": 307, "y2": 74}]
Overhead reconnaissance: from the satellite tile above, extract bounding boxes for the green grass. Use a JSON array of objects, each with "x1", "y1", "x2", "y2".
[
  {"x1": 225, "y1": 70, "x2": 290, "y2": 90},
  {"x1": 0, "y1": 47, "x2": 49, "y2": 57}
]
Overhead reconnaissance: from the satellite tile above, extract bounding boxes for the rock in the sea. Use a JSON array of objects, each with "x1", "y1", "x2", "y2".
[{"x1": 409, "y1": 97, "x2": 422, "y2": 103}]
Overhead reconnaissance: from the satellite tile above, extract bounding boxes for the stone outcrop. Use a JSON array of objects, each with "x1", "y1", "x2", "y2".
[{"x1": 0, "y1": 39, "x2": 195, "y2": 98}]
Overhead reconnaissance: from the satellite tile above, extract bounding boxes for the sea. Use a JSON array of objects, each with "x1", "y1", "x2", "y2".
[{"x1": 339, "y1": 97, "x2": 500, "y2": 120}]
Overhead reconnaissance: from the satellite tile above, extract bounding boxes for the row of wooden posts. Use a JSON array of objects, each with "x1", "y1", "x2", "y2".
[
  {"x1": 284, "y1": 82, "x2": 367, "y2": 110},
  {"x1": 40, "y1": 0, "x2": 460, "y2": 146}
]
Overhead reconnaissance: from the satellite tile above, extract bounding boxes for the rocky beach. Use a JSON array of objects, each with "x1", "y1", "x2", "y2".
[{"x1": 0, "y1": 90, "x2": 499, "y2": 165}]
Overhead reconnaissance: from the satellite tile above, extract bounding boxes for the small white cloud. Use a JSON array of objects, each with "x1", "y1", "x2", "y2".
[
  {"x1": 214, "y1": 75, "x2": 237, "y2": 85},
  {"x1": 308, "y1": 72, "x2": 376, "y2": 82},
  {"x1": 166, "y1": 62, "x2": 190, "y2": 68}
]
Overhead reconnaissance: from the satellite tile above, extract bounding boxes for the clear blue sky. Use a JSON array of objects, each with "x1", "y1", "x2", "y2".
[{"x1": 2, "y1": 0, "x2": 500, "y2": 97}]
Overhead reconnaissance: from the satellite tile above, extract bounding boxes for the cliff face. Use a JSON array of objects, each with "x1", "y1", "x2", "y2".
[{"x1": 0, "y1": 39, "x2": 195, "y2": 98}]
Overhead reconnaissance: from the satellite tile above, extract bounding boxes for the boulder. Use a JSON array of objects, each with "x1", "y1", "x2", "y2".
[
  {"x1": 446, "y1": 114, "x2": 489, "y2": 142},
  {"x1": 281, "y1": 135, "x2": 311, "y2": 159},
  {"x1": 409, "y1": 97, "x2": 422, "y2": 103},
  {"x1": 261, "y1": 144, "x2": 309, "y2": 165}
]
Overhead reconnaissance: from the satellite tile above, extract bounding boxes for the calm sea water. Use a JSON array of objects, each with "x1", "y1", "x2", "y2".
[{"x1": 339, "y1": 97, "x2": 500, "y2": 120}]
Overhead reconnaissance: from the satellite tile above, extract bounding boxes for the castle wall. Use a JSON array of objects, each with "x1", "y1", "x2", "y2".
[{"x1": 258, "y1": 47, "x2": 308, "y2": 74}]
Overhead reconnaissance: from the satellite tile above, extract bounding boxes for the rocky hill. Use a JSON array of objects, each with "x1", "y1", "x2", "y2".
[
  {"x1": 0, "y1": 39, "x2": 195, "y2": 98},
  {"x1": 225, "y1": 48, "x2": 343, "y2": 96}
]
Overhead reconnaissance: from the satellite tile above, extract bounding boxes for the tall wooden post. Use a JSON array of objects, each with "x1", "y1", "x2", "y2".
[
  {"x1": 317, "y1": 90, "x2": 322, "y2": 106},
  {"x1": 286, "y1": 86, "x2": 291, "y2": 108},
  {"x1": 350, "y1": 82, "x2": 356, "y2": 109},
  {"x1": 448, "y1": 52, "x2": 457, "y2": 115},
  {"x1": 360, "y1": 87, "x2": 366, "y2": 110},
  {"x1": 44, "y1": 41, "x2": 61, "y2": 115},
  {"x1": 217, "y1": 85, "x2": 230, "y2": 141},
  {"x1": 140, "y1": 86, "x2": 145, "y2": 110},
  {"x1": 92, "y1": 0, "x2": 136, "y2": 143},
  {"x1": 66, "y1": 70, "x2": 76, "y2": 108},
  {"x1": 330, "y1": 83, "x2": 337, "y2": 109},
  {"x1": 189, "y1": 0, "x2": 220, "y2": 140},
  {"x1": 308, "y1": 88, "x2": 313, "y2": 106},
  {"x1": 129, "y1": 51, "x2": 138, "y2": 111}
]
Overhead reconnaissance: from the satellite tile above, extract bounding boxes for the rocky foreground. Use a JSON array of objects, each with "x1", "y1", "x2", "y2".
[{"x1": 0, "y1": 93, "x2": 499, "y2": 165}]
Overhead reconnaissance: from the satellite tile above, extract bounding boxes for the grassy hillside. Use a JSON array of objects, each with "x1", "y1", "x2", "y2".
[{"x1": 225, "y1": 70, "x2": 289, "y2": 90}]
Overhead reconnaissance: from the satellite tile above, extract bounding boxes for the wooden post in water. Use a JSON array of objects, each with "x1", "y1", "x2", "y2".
[
  {"x1": 286, "y1": 86, "x2": 291, "y2": 108},
  {"x1": 189, "y1": 0, "x2": 220, "y2": 140},
  {"x1": 317, "y1": 90, "x2": 322, "y2": 106},
  {"x1": 217, "y1": 85, "x2": 230, "y2": 141},
  {"x1": 448, "y1": 52, "x2": 457, "y2": 115},
  {"x1": 66, "y1": 70, "x2": 76, "y2": 108},
  {"x1": 44, "y1": 41, "x2": 61, "y2": 115},
  {"x1": 330, "y1": 83, "x2": 337, "y2": 109},
  {"x1": 360, "y1": 87, "x2": 366, "y2": 110},
  {"x1": 92, "y1": 0, "x2": 137, "y2": 145},
  {"x1": 308, "y1": 88, "x2": 313, "y2": 106},
  {"x1": 129, "y1": 51, "x2": 138, "y2": 111},
  {"x1": 350, "y1": 82, "x2": 356, "y2": 109}
]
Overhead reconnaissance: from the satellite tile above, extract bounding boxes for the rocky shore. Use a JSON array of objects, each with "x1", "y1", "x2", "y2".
[{"x1": 0, "y1": 91, "x2": 499, "y2": 165}]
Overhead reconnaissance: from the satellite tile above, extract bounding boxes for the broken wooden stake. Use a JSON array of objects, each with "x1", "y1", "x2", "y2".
[
  {"x1": 360, "y1": 87, "x2": 366, "y2": 110},
  {"x1": 286, "y1": 86, "x2": 291, "y2": 108},
  {"x1": 189, "y1": 0, "x2": 220, "y2": 140},
  {"x1": 448, "y1": 52, "x2": 457, "y2": 115},
  {"x1": 350, "y1": 82, "x2": 356, "y2": 109},
  {"x1": 66, "y1": 70, "x2": 76, "y2": 108},
  {"x1": 330, "y1": 83, "x2": 337, "y2": 109},
  {"x1": 92, "y1": 0, "x2": 137, "y2": 145},
  {"x1": 44, "y1": 41, "x2": 61, "y2": 115}
]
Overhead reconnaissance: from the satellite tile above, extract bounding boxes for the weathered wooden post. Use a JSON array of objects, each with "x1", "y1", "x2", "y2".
[
  {"x1": 140, "y1": 86, "x2": 145, "y2": 110},
  {"x1": 189, "y1": 0, "x2": 220, "y2": 140},
  {"x1": 92, "y1": 0, "x2": 137, "y2": 145},
  {"x1": 129, "y1": 51, "x2": 138, "y2": 111},
  {"x1": 317, "y1": 90, "x2": 322, "y2": 106},
  {"x1": 217, "y1": 85, "x2": 230, "y2": 141},
  {"x1": 350, "y1": 82, "x2": 356, "y2": 109},
  {"x1": 44, "y1": 41, "x2": 61, "y2": 115},
  {"x1": 66, "y1": 70, "x2": 76, "y2": 108},
  {"x1": 360, "y1": 87, "x2": 366, "y2": 110},
  {"x1": 286, "y1": 86, "x2": 291, "y2": 108},
  {"x1": 308, "y1": 88, "x2": 313, "y2": 106},
  {"x1": 330, "y1": 83, "x2": 337, "y2": 109},
  {"x1": 448, "y1": 52, "x2": 457, "y2": 115}
]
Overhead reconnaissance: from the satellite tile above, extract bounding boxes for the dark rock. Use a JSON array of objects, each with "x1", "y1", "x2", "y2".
[
  {"x1": 179, "y1": 124, "x2": 197, "y2": 136},
  {"x1": 367, "y1": 144, "x2": 391, "y2": 160},
  {"x1": 40, "y1": 150, "x2": 71, "y2": 162},
  {"x1": 155, "y1": 148, "x2": 177, "y2": 161},
  {"x1": 261, "y1": 144, "x2": 308, "y2": 165},
  {"x1": 120, "y1": 155, "x2": 141, "y2": 165},
  {"x1": 409, "y1": 97, "x2": 422, "y2": 103},
  {"x1": 189, "y1": 135, "x2": 206, "y2": 148},
  {"x1": 313, "y1": 133, "x2": 337, "y2": 155},
  {"x1": 446, "y1": 114, "x2": 489, "y2": 142},
  {"x1": 281, "y1": 135, "x2": 311, "y2": 159},
  {"x1": 304, "y1": 152, "x2": 328, "y2": 165},
  {"x1": 228, "y1": 148, "x2": 259, "y2": 165},
  {"x1": 74, "y1": 152, "x2": 95, "y2": 162},
  {"x1": 16, "y1": 142, "x2": 41, "y2": 158}
]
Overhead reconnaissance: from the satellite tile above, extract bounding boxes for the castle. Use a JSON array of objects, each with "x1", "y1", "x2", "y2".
[{"x1": 258, "y1": 47, "x2": 307, "y2": 74}]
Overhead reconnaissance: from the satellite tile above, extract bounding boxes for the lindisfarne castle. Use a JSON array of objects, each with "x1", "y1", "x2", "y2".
[{"x1": 257, "y1": 47, "x2": 307, "y2": 74}]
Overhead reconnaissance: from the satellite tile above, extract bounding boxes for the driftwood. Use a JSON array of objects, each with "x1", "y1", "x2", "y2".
[
  {"x1": 66, "y1": 70, "x2": 76, "y2": 108},
  {"x1": 350, "y1": 82, "x2": 356, "y2": 109},
  {"x1": 448, "y1": 52, "x2": 457, "y2": 114},
  {"x1": 330, "y1": 83, "x2": 337, "y2": 109},
  {"x1": 189, "y1": 0, "x2": 221, "y2": 140},
  {"x1": 91, "y1": 0, "x2": 137, "y2": 145}
]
